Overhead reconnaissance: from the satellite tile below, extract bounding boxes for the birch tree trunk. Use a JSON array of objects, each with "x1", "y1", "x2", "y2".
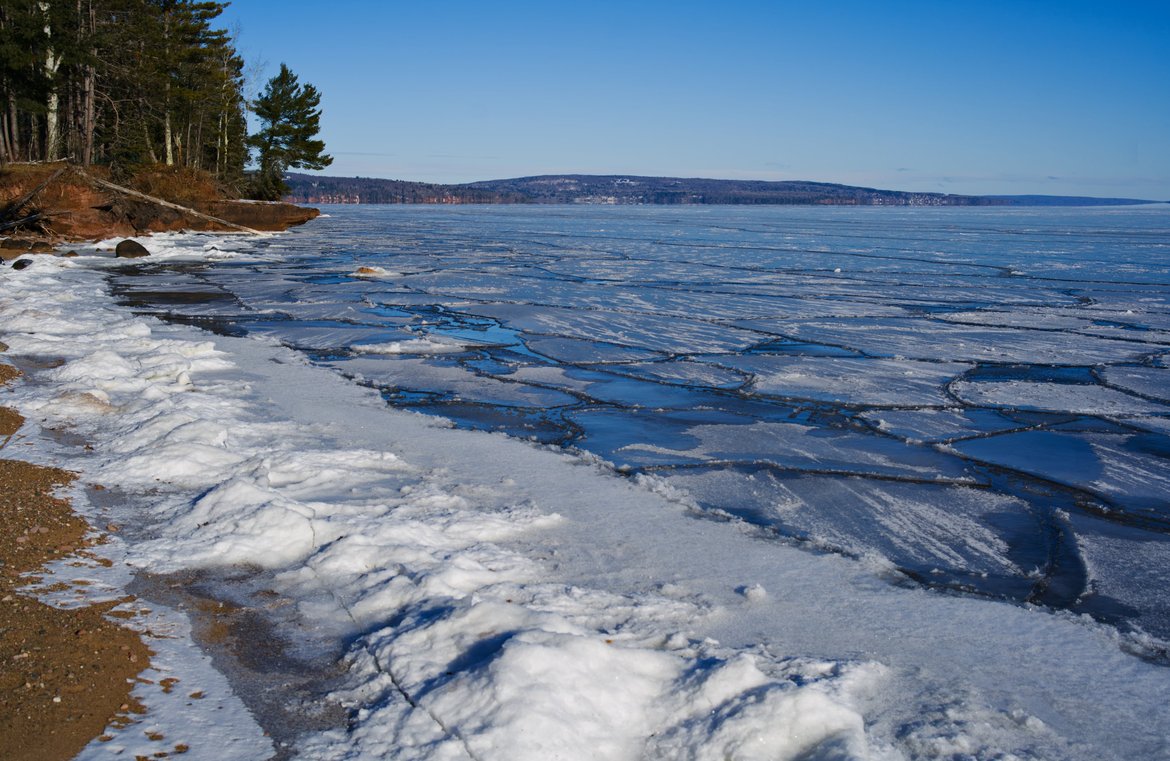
[
  {"x1": 39, "y1": 1, "x2": 62, "y2": 161},
  {"x1": 164, "y1": 102, "x2": 174, "y2": 165},
  {"x1": 80, "y1": 0, "x2": 96, "y2": 165}
]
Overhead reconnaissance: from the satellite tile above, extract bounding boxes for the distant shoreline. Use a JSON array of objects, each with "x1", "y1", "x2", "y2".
[{"x1": 283, "y1": 172, "x2": 1165, "y2": 208}]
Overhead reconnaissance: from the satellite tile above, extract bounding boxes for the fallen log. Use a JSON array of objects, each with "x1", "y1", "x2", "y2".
[
  {"x1": 0, "y1": 166, "x2": 68, "y2": 223},
  {"x1": 0, "y1": 211, "x2": 45, "y2": 233},
  {"x1": 69, "y1": 168, "x2": 266, "y2": 235}
]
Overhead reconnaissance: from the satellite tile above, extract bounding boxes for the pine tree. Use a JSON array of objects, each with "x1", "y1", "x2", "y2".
[
  {"x1": 247, "y1": 63, "x2": 331, "y2": 201},
  {"x1": 0, "y1": 1, "x2": 52, "y2": 163},
  {"x1": 1, "y1": 0, "x2": 250, "y2": 188}
]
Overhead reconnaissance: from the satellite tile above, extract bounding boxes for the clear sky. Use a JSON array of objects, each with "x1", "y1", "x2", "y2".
[{"x1": 221, "y1": 0, "x2": 1170, "y2": 199}]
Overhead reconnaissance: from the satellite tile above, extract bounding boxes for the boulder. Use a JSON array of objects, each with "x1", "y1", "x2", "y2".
[
  {"x1": 10, "y1": 258, "x2": 33, "y2": 270},
  {"x1": 28, "y1": 241, "x2": 54, "y2": 253},
  {"x1": 115, "y1": 239, "x2": 150, "y2": 258}
]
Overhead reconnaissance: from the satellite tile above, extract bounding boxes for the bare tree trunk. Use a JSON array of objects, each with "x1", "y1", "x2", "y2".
[
  {"x1": 191, "y1": 114, "x2": 203, "y2": 170},
  {"x1": 39, "y1": 1, "x2": 62, "y2": 161},
  {"x1": 143, "y1": 117, "x2": 158, "y2": 164},
  {"x1": 216, "y1": 110, "x2": 225, "y2": 175},
  {"x1": 0, "y1": 14, "x2": 9, "y2": 165},
  {"x1": 184, "y1": 117, "x2": 192, "y2": 168},
  {"x1": 161, "y1": 9, "x2": 173, "y2": 166},
  {"x1": 99, "y1": 90, "x2": 121, "y2": 166},
  {"x1": 8, "y1": 101, "x2": 22, "y2": 160},
  {"x1": 81, "y1": 63, "x2": 95, "y2": 164},
  {"x1": 28, "y1": 113, "x2": 41, "y2": 160},
  {"x1": 66, "y1": 65, "x2": 81, "y2": 161},
  {"x1": 79, "y1": 0, "x2": 96, "y2": 165},
  {"x1": 46, "y1": 85, "x2": 60, "y2": 160},
  {"x1": 0, "y1": 109, "x2": 10, "y2": 165},
  {"x1": 164, "y1": 103, "x2": 174, "y2": 165}
]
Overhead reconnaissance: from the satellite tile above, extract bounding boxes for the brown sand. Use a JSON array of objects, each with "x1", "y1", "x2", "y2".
[
  {"x1": 0, "y1": 363, "x2": 151, "y2": 761},
  {"x1": 0, "y1": 361, "x2": 18, "y2": 386},
  {"x1": 0, "y1": 406, "x2": 22, "y2": 438}
]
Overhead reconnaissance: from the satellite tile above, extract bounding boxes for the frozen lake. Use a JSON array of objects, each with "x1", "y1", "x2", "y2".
[{"x1": 111, "y1": 203, "x2": 1170, "y2": 640}]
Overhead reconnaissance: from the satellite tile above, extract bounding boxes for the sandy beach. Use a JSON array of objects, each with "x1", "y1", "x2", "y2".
[{"x1": 0, "y1": 357, "x2": 151, "y2": 761}]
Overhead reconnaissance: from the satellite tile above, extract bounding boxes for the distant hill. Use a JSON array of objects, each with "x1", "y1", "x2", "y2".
[
  {"x1": 983, "y1": 194, "x2": 1160, "y2": 207},
  {"x1": 283, "y1": 173, "x2": 1160, "y2": 207},
  {"x1": 282, "y1": 173, "x2": 526, "y2": 204},
  {"x1": 463, "y1": 175, "x2": 997, "y2": 206}
]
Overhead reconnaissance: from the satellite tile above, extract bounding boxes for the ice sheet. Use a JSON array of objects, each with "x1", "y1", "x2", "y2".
[
  {"x1": 951, "y1": 379, "x2": 1170, "y2": 416},
  {"x1": 951, "y1": 431, "x2": 1170, "y2": 522},
  {"x1": 738, "y1": 316, "x2": 1155, "y2": 364},
  {"x1": 1101, "y1": 366, "x2": 1170, "y2": 402},
  {"x1": 709, "y1": 355, "x2": 970, "y2": 406},
  {"x1": 7, "y1": 206, "x2": 1169, "y2": 760},
  {"x1": 77, "y1": 206, "x2": 1170, "y2": 629}
]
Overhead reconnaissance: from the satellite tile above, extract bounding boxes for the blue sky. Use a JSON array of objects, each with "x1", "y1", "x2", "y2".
[{"x1": 222, "y1": 1, "x2": 1170, "y2": 198}]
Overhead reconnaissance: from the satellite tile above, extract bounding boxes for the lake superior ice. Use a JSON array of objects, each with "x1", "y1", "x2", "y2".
[{"x1": 2, "y1": 225, "x2": 1169, "y2": 760}]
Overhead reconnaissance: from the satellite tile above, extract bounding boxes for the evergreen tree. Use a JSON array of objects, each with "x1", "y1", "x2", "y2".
[
  {"x1": 247, "y1": 63, "x2": 330, "y2": 200},
  {"x1": 0, "y1": 0, "x2": 52, "y2": 163},
  {"x1": 1, "y1": 0, "x2": 250, "y2": 190}
]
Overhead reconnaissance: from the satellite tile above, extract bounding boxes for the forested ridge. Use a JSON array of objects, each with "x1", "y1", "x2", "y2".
[
  {"x1": 284, "y1": 173, "x2": 1160, "y2": 207},
  {"x1": 283, "y1": 172, "x2": 529, "y2": 205}
]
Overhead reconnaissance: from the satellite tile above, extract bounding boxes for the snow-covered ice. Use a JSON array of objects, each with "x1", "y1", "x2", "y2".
[{"x1": 3, "y1": 204, "x2": 1170, "y2": 760}]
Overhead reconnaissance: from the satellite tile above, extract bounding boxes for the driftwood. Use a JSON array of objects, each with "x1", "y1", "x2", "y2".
[
  {"x1": 0, "y1": 211, "x2": 46, "y2": 233},
  {"x1": 0, "y1": 209, "x2": 74, "y2": 233},
  {"x1": 2, "y1": 164, "x2": 273, "y2": 237},
  {"x1": 0, "y1": 166, "x2": 69, "y2": 223},
  {"x1": 74, "y1": 170, "x2": 265, "y2": 235}
]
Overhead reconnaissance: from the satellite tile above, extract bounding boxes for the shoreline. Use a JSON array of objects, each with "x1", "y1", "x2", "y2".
[
  {"x1": 0, "y1": 238, "x2": 324, "y2": 760},
  {"x1": 0, "y1": 221, "x2": 302, "y2": 760},
  {"x1": 0, "y1": 358, "x2": 152, "y2": 761},
  {"x1": 1, "y1": 162, "x2": 320, "y2": 256}
]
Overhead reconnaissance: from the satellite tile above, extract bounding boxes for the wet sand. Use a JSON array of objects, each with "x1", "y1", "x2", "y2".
[{"x1": 0, "y1": 359, "x2": 152, "y2": 761}]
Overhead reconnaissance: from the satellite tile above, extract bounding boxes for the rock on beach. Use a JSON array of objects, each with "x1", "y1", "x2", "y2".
[{"x1": 115, "y1": 239, "x2": 150, "y2": 258}]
